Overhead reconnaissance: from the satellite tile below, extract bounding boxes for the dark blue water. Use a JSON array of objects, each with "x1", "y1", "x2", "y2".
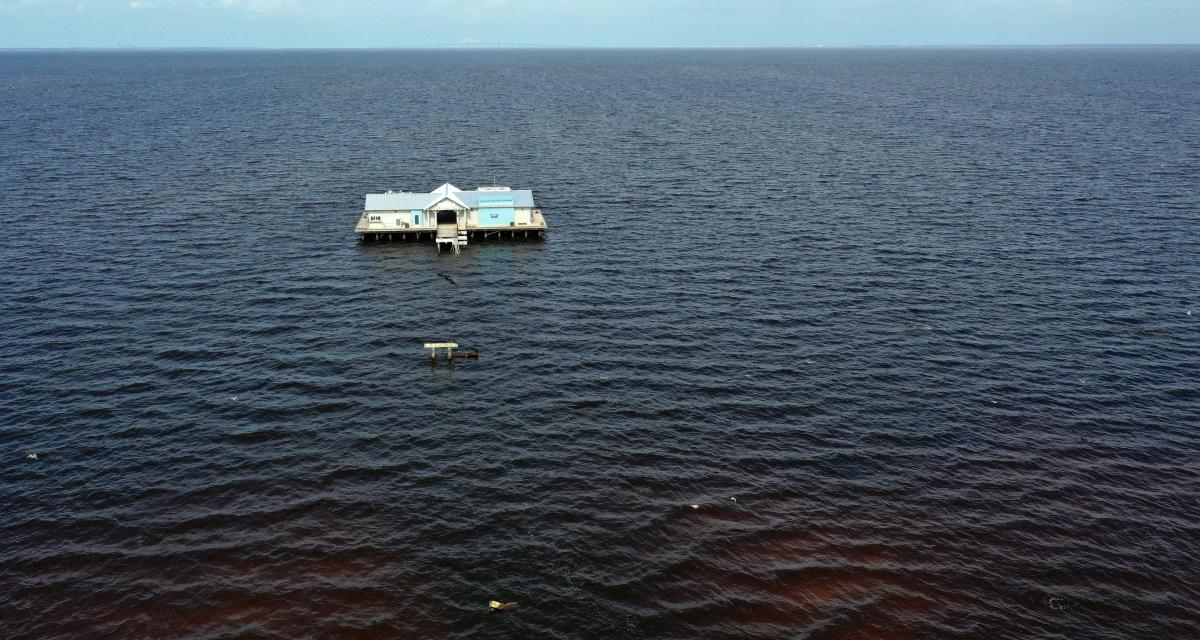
[{"x1": 2, "y1": 48, "x2": 1199, "y2": 639}]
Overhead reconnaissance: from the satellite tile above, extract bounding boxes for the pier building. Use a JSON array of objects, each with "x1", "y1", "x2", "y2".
[{"x1": 356, "y1": 183, "x2": 547, "y2": 252}]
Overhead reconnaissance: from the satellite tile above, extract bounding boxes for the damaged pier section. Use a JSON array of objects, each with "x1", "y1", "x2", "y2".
[{"x1": 356, "y1": 183, "x2": 548, "y2": 253}]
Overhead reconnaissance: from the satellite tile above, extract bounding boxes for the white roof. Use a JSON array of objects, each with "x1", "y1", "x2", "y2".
[{"x1": 365, "y1": 184, "x2": 535, "y2": 211}]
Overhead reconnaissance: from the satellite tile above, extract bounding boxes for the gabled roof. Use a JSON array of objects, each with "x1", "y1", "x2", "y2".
[
  {"x1": 430, "y1": 189, "x2": 469, "y2": 210},
  {"x1": 365, "y1": 185, "x2": 535, "y2": 211}
]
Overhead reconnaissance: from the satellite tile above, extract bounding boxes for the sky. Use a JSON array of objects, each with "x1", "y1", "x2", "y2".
[{"x1": 1, "y1": 0, "x2": 1199, "y2": 48}]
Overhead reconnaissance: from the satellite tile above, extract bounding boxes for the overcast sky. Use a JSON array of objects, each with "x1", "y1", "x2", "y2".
[{"x1": 2, "y1": 0, "x2": 1199, "y2": 48}]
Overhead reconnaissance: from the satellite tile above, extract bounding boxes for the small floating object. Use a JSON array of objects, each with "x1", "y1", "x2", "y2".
[
  {"x1": 425, "y1": 342, "x2": 478, "y2": 360},
  {"x1": 689, "y1": 504, "x2": 701, "y2": 510},
  {"x1": 26, "y1": 453, "x2": 38, "y2": 460},
  {"x1": 489, "y1": 600, "x2": 518, "y2": 611},
  {"x1": 425, "y1": 342, "x2": 459, "y2": 360},
  {"x1": 729, "y1": 497, "x2": 737, "y2": 503},
  {"x1": 437, "y1": 272, "x2": 458, "y2": 285},
  {"x1": 1046, "y1": 595, "x2": 1070, "y2": 611}
]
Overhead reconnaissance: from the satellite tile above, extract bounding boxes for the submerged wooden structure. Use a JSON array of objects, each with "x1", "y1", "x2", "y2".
[
  {"x1": 357, "y1": 183, "x2": 547, "y2": 253},
  {"x1": 424, "y1": 342, "x2": 478, "y2": 361}
]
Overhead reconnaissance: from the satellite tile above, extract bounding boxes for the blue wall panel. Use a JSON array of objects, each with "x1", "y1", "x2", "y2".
[
  {"x1": 481, "y1": 207, "x2": 515, "y2": 226},
  {"x1": 479, "y1": 195, "x2": 515, "y2": 226}
]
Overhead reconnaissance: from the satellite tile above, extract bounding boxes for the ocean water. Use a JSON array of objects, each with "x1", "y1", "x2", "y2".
[{"x1": 1, "y1": 48, "x2": 1198, "y2": 639}]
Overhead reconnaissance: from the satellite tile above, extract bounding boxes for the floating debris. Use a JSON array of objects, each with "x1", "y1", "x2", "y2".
[
  {"x1": 424, "y1": 342, "x2": 459, "y2": 361},
  {"x1": 729, "y1": 497, "x2": 737, "y2": 503},
  {"x1": 599, "y1": 376, "x2": 611, "y2": 385},
  {"x1": 437, "y1": 273, "x2": 458, "y2": 285},
  {"x1": 425, "y1": 342, "x2": 479, "y2": 361},
  {"x1": 689, "y1": 504, "x2": 701, "y2": 510},
  {"x1": 489, "y1": 600, "x2": 518, "y2": 611},
  {"x1": 1046, "y1": 595, "x2": 1071, "y2": 611},
  {"x1": 25, "y1": 453, "x2": 38, "y2": 460}
]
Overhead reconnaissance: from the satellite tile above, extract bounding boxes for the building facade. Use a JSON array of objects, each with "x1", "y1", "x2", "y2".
[{"x1": 356, "y1": 183, "x2": 547, "y2": 240}]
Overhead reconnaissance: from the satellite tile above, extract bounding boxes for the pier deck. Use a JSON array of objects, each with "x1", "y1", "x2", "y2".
[{"x1": 356, "y1": 210, "x2": 548, "y2": 244}]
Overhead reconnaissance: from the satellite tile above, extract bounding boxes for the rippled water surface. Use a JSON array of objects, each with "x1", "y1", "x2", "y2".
[{"x1": 2, "y1": 48, "x2": 1199, "y2": 639}]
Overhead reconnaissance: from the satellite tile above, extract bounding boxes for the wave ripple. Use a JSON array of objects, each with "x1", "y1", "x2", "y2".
[{"x1": 2, "y1": 48, "x2": 1199, "y2": 639}]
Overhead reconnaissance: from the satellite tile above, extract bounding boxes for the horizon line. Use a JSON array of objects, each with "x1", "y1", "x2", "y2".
[{"x1": 3, "y1": 43, "x2": 1199, "y2": 52}]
